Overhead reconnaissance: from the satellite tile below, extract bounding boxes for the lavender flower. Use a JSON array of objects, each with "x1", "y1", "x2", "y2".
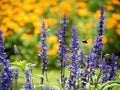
[
  {"x1": 38, "y1": 21, "x2": 48, "y2": 89},
  {"x1": 0, "y1": 30, "x2": 13, "y2": 90},
  {"x1": 67, "y1": 26, "x2": 80, "y2": 89},
  {"x1": 46, "y1": 82, "x2": 49, "y2": 90},
  {"x1": 109, "y1": 54, "x2": 118, "y2": 81},
  {"x1": 14, "y1": 45, "x2": 19, "y2": 54},
  {"x1": 100, "y1": 54, "x2": 111, "y2": 83},
  {"x1": 57, "y1": 15, "x2": 69, "y2": 88},
  {"x1": 14, "y1": 68, "x2": 18, "y2": 80},
  {"x1": 87, "y1": 6, "x2": 105, "y2": 70},
  {"x1": 23, "y1": 69, "x2": 34, "y2": 90}
]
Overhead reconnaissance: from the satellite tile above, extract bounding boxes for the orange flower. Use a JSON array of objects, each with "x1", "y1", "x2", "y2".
[
  {"x1": 21, "y1": 34, "x2": 32, "y2": 40},
  {"x1": 87, "y1": 38, "x2": 93, "y2": 44},
  {"x1": 105, "y1": 5, "x2": 114, "y2": 11},
  {"x1": 85, "y1": 23, "x2": 93, "y2": 29},
  {"x1": 44, "y1": 18, "x2": 58, "y2": 27},
  {"x1": 47, "y1": 35, "x2": 58, "y2": 43},
  {"x1": 76, "y1": 2, "x2": 87, "y2": 9},
  {"x1": 117, "y1": 24, "x2": 120, "y2": 29},
  {"x1": 94, "y1": 10, "x2": 100, "y2": 19},
  {"x1": 111, "y1": 0, "x2": 120, "y2": 5},
  {"x1": 76, "y1": 9, "x2": 88, "y2": 17},
  {"x1": 53, "y1": 43, "x2": 60, "y2": 50},
  {"x1": 59, "y1": 2, "x2": 71, "y2": 13},
  {"x1": 50, "y1": 7, "x2": 59, "y2": 16},
  {"x1": 115, "y1": 29, "x2": 120, "y2": 36},
  {"x1": 48, "y1": 49, "x2": 57, "y2": 56},
  {"x1": 112, "y1": 13, "x2": 120, "y2": 20},
  {"x1": 102, "y1": 36, "x2": 107, "y2": 44},
  {"x1": 106, "y1": 18, "x2": 117, "y2": 29}
]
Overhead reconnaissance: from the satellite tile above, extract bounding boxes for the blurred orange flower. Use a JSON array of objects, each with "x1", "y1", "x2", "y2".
[
  {"x1": 106, "y1": 18, "x2": 117, "y2": 29},
  {"x1": 87, "y1": 38, "x2": 93, "y2": 44},
  {"x1": 76, "y1": 9, "x2": 88, "y2": 17},
  {"x1": 117, "y1": 24, "x2": 120, "y2": 29},
  {"x1": 102, "y1": 36, "x2": 107, "y2": 44},
  {"x1": 59, "y1": 2, "x2": 71, "y2": 14},
  {"x1": 76, "y1": 2, "x2": 87, "y2": 9},
  {"x1": 21, "y1": 34, "x2": 32, "y2": 40},
  {"x1": 115, "y1": 29, "x2": 120, "y2": 36},
  {"x1": 47, "y1": 35, "x2": 58, "y2": 43},
  {"x1": 105, "y1": 5, "x2": 114, "y2": 11}
]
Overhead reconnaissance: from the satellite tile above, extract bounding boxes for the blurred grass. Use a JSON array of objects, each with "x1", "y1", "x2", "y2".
[{"x1": 12, "y1": 67, "x2": 70, "y2": 90}]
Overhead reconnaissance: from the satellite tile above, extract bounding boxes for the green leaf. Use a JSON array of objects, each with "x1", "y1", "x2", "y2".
[{"x1": 102, "y1": 83, "x2": 120, "y2": 90}]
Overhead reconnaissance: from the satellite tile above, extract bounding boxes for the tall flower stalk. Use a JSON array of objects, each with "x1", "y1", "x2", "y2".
[
  {"x1": 57, "y1": 15, "x2": 69, "y2": 88},
  {"x1": 0, "y1": 30, "x2": 13, "y2": 90},
  {"x1": 67, "y1": 26, "x2": 80, "y2": 89},
  {"x1": 38, "y1": 21, "x2": 48, "y2": 89}
]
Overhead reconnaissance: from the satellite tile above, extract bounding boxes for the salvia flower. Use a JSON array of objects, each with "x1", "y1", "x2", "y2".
[
  {"x1": 23, "y1": 69, "x2": 34, "y2": 90},
  {"x1": 57, "y1": 15, "x2": 69, "y2": 88},
  {"x1": 100, "y1": 54, "x2": 111, "y2": 83},
  {"x1": 14, "y1": 68, "x2": 18, "y2": 80},
  {"x1": 0, "y1": 30, "x2": 13, "y2": 90},
  {"x1": 38, "y1": 21, "x2": 48, "y2": 85},
  {"x1": 67, "y1": 26, "x2": 80, "y2": 89},
  {"x1": 109, "y1": 54, "x2": 118, "y2": 81},
  {"x1": 87, "y1": 6, "x2": 105, "y2": 70},
  {"x1": 14, "y1": 45, "x2": 19, "y2": 54}
]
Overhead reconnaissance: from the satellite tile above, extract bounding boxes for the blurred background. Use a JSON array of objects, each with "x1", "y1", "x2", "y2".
[{"x1": 0, "y1": 0, "x2": 120, "y2": 68}]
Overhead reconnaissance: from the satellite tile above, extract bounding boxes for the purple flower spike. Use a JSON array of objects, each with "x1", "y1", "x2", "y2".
[
  {"x1": 23, "y1": 69, "x2": 34, "y2": 90},
  {"x1": 14, "y1": 68, "x2": 18, "y2": 80},
  {"x1": 0, "y1": 30, "x2": 13, "y2": 90},
  {"x1": 109, "y1": 54, "x2": 118, "y2": 81},
  {"x1": 67, "y1": 26, "x2": 80, "y2": 89},
  {"x1": 38, "y1": 21, "x2": 48, "y2": 88},
  {"x1": 57, "y1": 15, "x2": 69, "y2": 88},
  {"x1": 87, "y1": 6, "x2": 105, "y2": 69}
]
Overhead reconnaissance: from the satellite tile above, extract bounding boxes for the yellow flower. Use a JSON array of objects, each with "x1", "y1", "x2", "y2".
[
  {"x1": 111, "y1": 0, "x2": 120, "y2": 5},
  {"x1": 115, "y1": 29, "x2": 120, "y2": 36},
  {"x1": 112, "y1": 13, "x2": 120, "y2": 20},
  {"x1": 53, "y1": 43, "x2": 60, "y2": 50},
  {"x1": 87, "y1": 38, "x2": 93, "y2": 44},
  {"x1": 45, "y1": 18, "x2": 58, "y2": 27},
  {"x1": 48, "y1": 49, "x2": 57, "y2": 56},
  {"x1": 48, "y1": 43, "x2": 59, "y2": 56},
  {"x1": 76, "y1": 9, "x2": 88, "y2": 17},
  {"x1": 85, "y1": 23, "x2": 93, "y2": 29},
  {"x1": 59, "y1": 2, "x2": 71, "y2": 13},
  {"x1": 76, "y1": 2, "x2": 87, "y2": 9},
  {"x1": 117, "y1": 24, "x2": 120, "y2": 29},
  {"x1": 50, "y1": 7, "x2": 59, "y2": 16},
  {"x1": 102, "y1": 36, "x2": 107, "y2": 44},
  {"x1": 47, "y1": 35, "x2": 58, "y2": 43},
  {"x1": 21, "y1": 34, "x2": 32, "y2": 40},
  {"x1": 94, "y1": 10, "x2": 100, "y2": 19},
  {"x1": 106, "y1": 18, "x2": 117, "y2": 29},
  {"x1": 35, "y1": 45, "x2": 41, "y2": 53},
  {"x1": 33, "y1": 7, "x2": 44, "y2": 16},
  {"x1": 105, "y1": 5, "x2": 114, "y2": 11},
  {"x1": 47, "y1": 0, "x2": 58, "y2": 5},
  {"x1": 34, "y1": 28, "x2": 42, "y2": 34}
]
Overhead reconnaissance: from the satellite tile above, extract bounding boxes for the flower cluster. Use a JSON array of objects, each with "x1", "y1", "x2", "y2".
[
  {"x1": 23, "y1": 69, "x2": 34, "y2": 90},
  {"x1": 57, "y1": 15, "x2": 69, "y2": 88},
  {"x1": 0, "y1": 30, "x2": 13, "y2": 90}
]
